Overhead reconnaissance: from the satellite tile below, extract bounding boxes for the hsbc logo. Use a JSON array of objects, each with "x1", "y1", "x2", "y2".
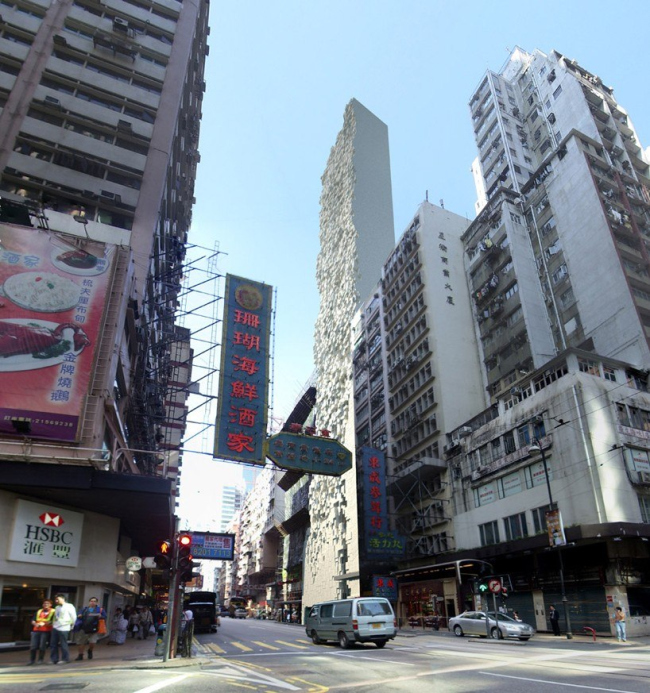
[{"x1": 40, "y1": 512, "x2": 64, "y2": 527}]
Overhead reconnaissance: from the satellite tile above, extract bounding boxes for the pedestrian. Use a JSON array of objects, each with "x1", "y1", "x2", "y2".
[
  {"x1": 50, "y1": 594, "x2": 76, "y2": 664},
  {"x1": 107, "y1": 608, "x2": 128, "y2": 645},
  {"x1": 139, "y1": 606, "x2": 154, "y2": 640},
  {"x1": 74, "y1": 597, "x2": 107, "y2": 661},
  {"x1": 27, "y1": 599, "x2": 55, "y2": 665},
  {"x1": 614, "y1": 606, "x2": 627, "y2": 642},
  {"x1": 549, "y1": 604, "x2": 561, "y2": 636},
  {"x1": 128, "y1": 608, "x2": 141, "y2": 638}
]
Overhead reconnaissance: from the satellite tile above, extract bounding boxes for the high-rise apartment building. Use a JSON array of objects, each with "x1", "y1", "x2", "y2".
[
  {"x1": 353, "y1": 202, "x2": 483, "y2": 563},
  {"x1": 429, "y1": 47, "x2": 650, "y2": 637},
  {"x1": 220, "y1": 484, "x2": 244, "y2": 532},
  {"x1": 305, "y1": 99, "x2": 395, "y2": 606},
  {"x1": 0, "y1": 0, "x2": 208, "y2": 641},
  {"x1": 465, "y1": 47, "x2": 650, "y2": 402}
]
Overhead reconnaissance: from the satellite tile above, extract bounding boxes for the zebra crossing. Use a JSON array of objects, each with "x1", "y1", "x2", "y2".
[{"x1": 199, "y1": 636, "x2": 315, "y2": 657}]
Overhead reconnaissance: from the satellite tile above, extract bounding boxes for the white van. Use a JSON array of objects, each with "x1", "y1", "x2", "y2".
[{"x1": 304, "y1": 597, "x2": 397, "y2": 648}]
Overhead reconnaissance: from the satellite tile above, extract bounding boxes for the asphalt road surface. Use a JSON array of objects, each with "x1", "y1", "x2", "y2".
[{"x1": 0, "y1": 618, "x2": 648, "y2": 692}]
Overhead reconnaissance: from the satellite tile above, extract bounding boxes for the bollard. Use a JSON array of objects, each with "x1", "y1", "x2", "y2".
[
  {"x1": 154, "y1": 623, "x2": 166, "y2": 656},
  {"x1": 582, "y1": 626, "x2": 596, "y2": 641}
]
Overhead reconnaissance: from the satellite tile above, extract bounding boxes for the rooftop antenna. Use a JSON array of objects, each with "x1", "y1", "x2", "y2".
[
  {"x1": 440, "y1": 199, "x2": 444, "y2": 209},
  {"x1": 425, "y1": 190, "x2": 428, "y2": 202}
]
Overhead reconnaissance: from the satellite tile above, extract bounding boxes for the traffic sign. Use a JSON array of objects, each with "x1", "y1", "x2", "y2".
[{"x1": 488, "y1": 578, "x2": 502, "y2": 594}]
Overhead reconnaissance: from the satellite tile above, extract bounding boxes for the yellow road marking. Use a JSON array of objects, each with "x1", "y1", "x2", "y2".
[
  {"x1": 231, "y1": 641, "x2": 254, "y2": 652},
  {"x1": 288, "y1": 676, "x2": 329, "y2": 692},
  {"x1": 208, "y1": 643, "x2": 226, "y2": 654},
  {"x1": 251, "y1": 641, "x2": 280, "y2": 650},
  {"x1": 296, "y1": 639, "x2": 313, "y2": 645},
  {"x1": 275, "y1": 640, "x2": 308, "y2": 649}
]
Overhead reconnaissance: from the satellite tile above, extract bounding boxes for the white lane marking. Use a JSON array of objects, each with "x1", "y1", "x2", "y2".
[
  {"x1": 133, "y1": 673, "x2": 193, "y2": 693},
  {"x1": 336, "y1": 653, "x2": 414, "y2": 666},
  {"x1": 482, "y1": 672, "x2": 635, "y2": 692},
  {"x1": 200, "y1": 668, "x2": 300, "y2": 690}
]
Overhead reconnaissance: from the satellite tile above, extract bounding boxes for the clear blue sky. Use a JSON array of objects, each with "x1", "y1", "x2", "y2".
[{"x1": 179, "y1": 1, "x2": 650, "y2": 523}]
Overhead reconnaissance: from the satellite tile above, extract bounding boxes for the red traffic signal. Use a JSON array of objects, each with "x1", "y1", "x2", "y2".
[{"x1": 178, "y1": 533, "x2": 192, "y2": 549}]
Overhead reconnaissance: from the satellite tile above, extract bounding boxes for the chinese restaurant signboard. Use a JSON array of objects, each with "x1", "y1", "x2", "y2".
[
  {"x1": 190, "y1": 532, "x2": 235, "y2": 560},
  {"x1": 372, "y1": 576, "x2": 398, "y2": 601},
  {"x1": 360, "y1": 446, "x2": 405, "y2": 558},
  {"x1": 0, "y1": 227, "x2": 114, "y2": 442},
  {"x1": 214, "y1": 275, "x2": 272, "y2": 464},
  {"x1": 9, "y1": 499, "x2": 84, "y2": 567},
  {"x1": 265, "y1": 431, "x2": 352, "y2": 476}
]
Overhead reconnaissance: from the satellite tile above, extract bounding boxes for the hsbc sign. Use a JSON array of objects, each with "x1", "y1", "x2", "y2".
[{"x1": 9, "y1": 499, "x2": 84, "y2": 567}]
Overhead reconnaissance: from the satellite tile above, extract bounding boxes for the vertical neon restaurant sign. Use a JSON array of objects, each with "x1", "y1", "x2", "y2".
[
  {"x1": 361, "y1": 446, "x2": 406, "y2": 558},
  {"x1": 214, "y1": 274, "x2": 272, "y2": 464}
]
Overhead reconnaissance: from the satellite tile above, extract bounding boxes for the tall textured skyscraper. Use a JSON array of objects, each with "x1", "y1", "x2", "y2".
[
  {"x1": 464, "y1": 47, "x2": 650, "y2": 402},
  {"x1": 305, "y1": 99, "x2": 395, "y2": 605}
]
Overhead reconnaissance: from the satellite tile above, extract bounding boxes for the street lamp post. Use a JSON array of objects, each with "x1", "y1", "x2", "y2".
[{"x1": 529, "y1": 437, "x2": 573, "y2": 640}]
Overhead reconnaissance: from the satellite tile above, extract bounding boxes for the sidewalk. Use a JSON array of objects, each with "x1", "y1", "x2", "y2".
[
  {"x1": 0, "y1": 633, "x2": 201, "y2": 671},
  {"x1": 396, "y1": 626, "x2": 650, "y2": 647}
]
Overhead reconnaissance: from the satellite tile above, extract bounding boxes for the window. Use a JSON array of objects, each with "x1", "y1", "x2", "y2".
[
  {"x1": 479, "y1": 521, "x2": 500, "y2": 546},
  {"x1": 332, "y1": 601, "x2": 352, "y2": 617},
  {"x1": 553, "y1": 85, "x2": 563, "y2": 99},
  {"x1": 640, "y1": 496, "x2": 650, "y2": 523},
  {"x1": 559, "y1": 287, "x2": 574, "y2": 309},
  {"x1": 552, "y1": 264, "x2": 568, "y2": 284},
  {"x1": 504, "y1": 512, "x2": 528, "y2": 541},
  {"x1": 503, "y1": 430, "x2": 516, "y2": 454},
  {"x1": 603, "y1": 366, "x2": 616, "y2": 382},
  {"x1": 579, "y1": 358, "x2": 599, "y2": 376},
  {"x1": 532, "y1": 505, "x2": 553, "y2": 534}
]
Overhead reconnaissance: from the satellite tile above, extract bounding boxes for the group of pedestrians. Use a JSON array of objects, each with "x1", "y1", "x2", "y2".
[{"x1": 27, "y1": 595, "x2": 158, "y2": 665}]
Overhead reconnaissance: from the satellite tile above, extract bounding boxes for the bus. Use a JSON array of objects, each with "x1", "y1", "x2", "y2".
[{"x1": 185, "y1": 591, "x2": 218, "y2": 633}]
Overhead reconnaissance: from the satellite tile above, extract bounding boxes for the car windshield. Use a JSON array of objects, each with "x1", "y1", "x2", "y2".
[{"x1": 486, "y1": 612, "x2": 516, "y2": 622}]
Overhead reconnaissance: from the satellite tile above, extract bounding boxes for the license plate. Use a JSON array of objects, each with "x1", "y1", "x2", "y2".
[{"x1": 372, "y1": 623, "x2": 382, "y2": 629}]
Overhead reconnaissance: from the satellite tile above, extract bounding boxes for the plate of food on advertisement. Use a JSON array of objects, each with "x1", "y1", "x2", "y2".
[
  {"x1": 0, "y1": 319, "x2": 91, "y2": 371},
  {"x1": 1, "y1": 271, "x2": 80, "y2": 312},
  {"x1": 51, "y1": 248, "x2": 109, "y2": 276}
]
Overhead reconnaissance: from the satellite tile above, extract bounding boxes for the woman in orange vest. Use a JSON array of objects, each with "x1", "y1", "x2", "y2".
[{"x1": 28, "y1": 599, "x2": 55, "y2": 665}]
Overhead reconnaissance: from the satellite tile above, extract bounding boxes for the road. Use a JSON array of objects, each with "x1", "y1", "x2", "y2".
[{"x1": 0, "y1": 618, "x2": 649, "y2": 692}]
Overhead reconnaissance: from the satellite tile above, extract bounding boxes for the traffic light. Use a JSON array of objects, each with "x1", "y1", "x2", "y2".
[
  {"x1": 476, "y1": 579, "x2": 489, "y2": 595},
  {"x1": 154, "y1": 540, "x2": 172, "y2": 569},
  {"x1": 178, "y1": 533, "x2": 193, "y2": 582}
]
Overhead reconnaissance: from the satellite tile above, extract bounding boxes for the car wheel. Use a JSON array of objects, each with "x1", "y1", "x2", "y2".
[
  {"x1": 311, "y1": 630, "x2": 322, "y2": 645},
  {"x1": 375, "y1": 640, "x2": 387, "y2": 649},
  {"x1": 453, "y1": 625, "x2": 464, "y2": 637},
  {"x1": 490, "y1": 627, "x2": 503, "y2": 639},
  {"x1": 338, "y1": 631, "x2": 351, "y2": 649},
  {"x1": 518, "y1": 637, "x2": 530, "y2": 641}
]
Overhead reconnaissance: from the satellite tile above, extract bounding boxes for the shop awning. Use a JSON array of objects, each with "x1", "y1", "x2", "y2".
[{"x1": 0, "y1": 459, "x2": 173, "y2": 555}]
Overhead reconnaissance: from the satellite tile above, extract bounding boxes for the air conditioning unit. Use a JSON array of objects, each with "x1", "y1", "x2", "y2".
[
  {"x1": 113, "y1": 17, "x2": 129, "y2": 32},
  {"x1": 44, "y1": 95, "x2": 61, "y2": 106},
  {"x1": 510, "y1": 387, "x2": 521, "y2": 395},
  {"x1": 443, "y1": 440, "x2": 460, "y2": 454},
  {"x1": 458, "y1": 426, "x2": 472, "y2": 437},
  {"x1": 100, "y1": 191, "x2": 121, "y2": 203}
]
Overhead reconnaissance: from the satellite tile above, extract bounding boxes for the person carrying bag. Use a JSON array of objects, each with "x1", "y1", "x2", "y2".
[{"x1": 74, "y1": 598, "x2": 106, "y2": 661}]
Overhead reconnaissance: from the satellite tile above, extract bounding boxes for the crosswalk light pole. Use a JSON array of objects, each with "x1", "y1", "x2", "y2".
[{"x1": 530, "y1": 438, "x2": 573, "y2": 639}]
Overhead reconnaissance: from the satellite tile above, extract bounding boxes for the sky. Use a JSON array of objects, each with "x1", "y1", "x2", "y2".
[{"x1": 177, "y1": 0, "x2": 650, "y2": 527}]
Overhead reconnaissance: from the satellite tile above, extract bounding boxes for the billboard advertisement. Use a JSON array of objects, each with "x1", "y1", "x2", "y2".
[
  {"x1": 214, "y1": 274, "x2": 272, "y2": 464},
  {"x1": 0, "y1": 227, "x2": 114, "y2": 441},
  {"x1": 190, "y1": 532, "x2": 235, "y2": 560}
]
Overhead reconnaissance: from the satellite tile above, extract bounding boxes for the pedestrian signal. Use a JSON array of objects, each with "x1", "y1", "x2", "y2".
[{"x1": 154, "y1": 540, "x2": 172, "y2": 569}]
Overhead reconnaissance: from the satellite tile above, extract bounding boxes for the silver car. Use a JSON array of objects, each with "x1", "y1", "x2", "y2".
[{"x1": 449, "y1": 611, "x2": 535, "y2": 641}]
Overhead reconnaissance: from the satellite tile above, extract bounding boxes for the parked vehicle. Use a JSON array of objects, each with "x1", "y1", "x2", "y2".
[
  {"x1": 449, "y1": 611, "x2": 535, "y2": 641},
  {"x1": 234, "y1": 608, "x2": 247, "y2": 619},
  {"x1": 185, "y1": 591, "x2": 218, "y2": 633},
  {"x1": 305, "y1": 597, "x2": 397, "y2": 648}
]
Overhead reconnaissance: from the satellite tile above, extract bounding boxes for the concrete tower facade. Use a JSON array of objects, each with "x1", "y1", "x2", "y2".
[{"x1": 306, "y1": 99, "x2": 395, "y2": 606}]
